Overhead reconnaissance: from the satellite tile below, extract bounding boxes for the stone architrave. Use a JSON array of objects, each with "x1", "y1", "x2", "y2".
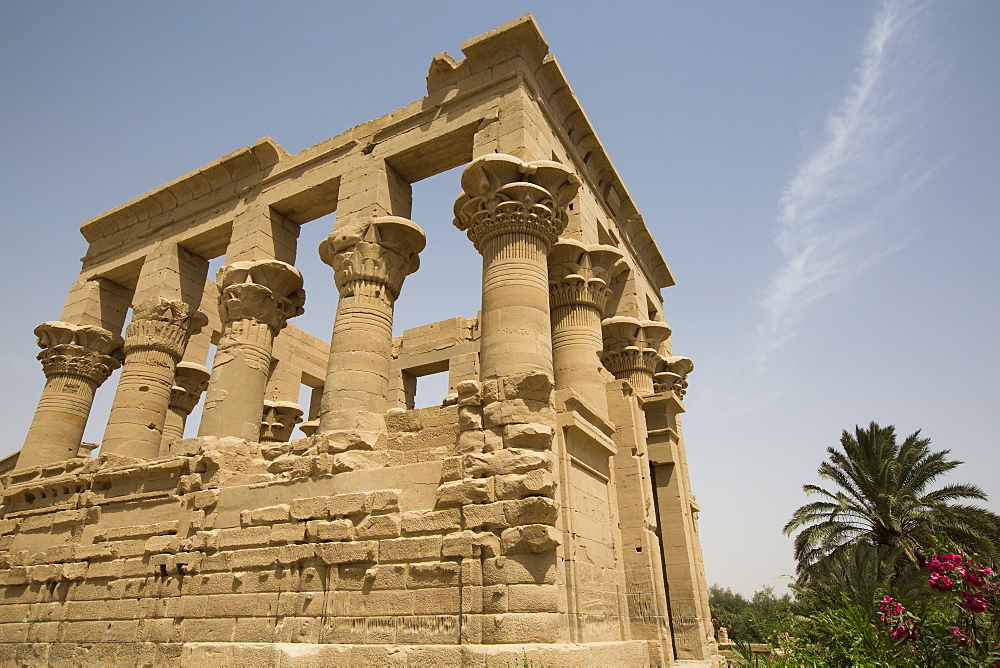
[
  {"x1": 18, "y1": 322, "x2": 123, "y2": 470},
  {"x1": 260, "y1": 400, "x2": 304, "y2": 443},
  {"x1": 600, "y1": 316, "x2": 672, "y2": 395},
  {"x1": 159, "y1": 362, "x2": 211, "y2": 449},
  {"x1": 454, "y1": 153, "x2": 580, "y2": 381},
  {"x1": 548, "y1": 239, "x2": 627, "y2": 414},
  {"x1": 101, "y1": 298, "x2": 207, "y2": 459},
  {"x1": 198, "y1": 260, "x2": 305, "y2": 441},
  {"x1": 655, "y1": 355, "x2": 694, "y2": 398},
  {"x1": 317, "y1": 217, "x2": 425, "y2": 439}
]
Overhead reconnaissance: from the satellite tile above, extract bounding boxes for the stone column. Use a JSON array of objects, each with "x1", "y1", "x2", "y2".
[
  {"x1": 317, "y1": 217, "x2": 424, "y2": 439},
  {"x1": 159, "y1": 362, "x2": 210, "y2": 450},
  {"x1": 101, "y1": 298, "x2": 207, "y2": 459},
  {"x1": 260, "y1": 401, "x2": 304, "y2": 443},
  {"x1": 198, "y1": 260, "x2": 305, "y2": 440},
  {"x1": 18, "y1": 322, "x2": 123, "y2": 470},
  {"x1": 600, "y1": 316, "x2": 671, "y2": 395},
  {"x1": 454, "y1": 153, "x2": 580, "y2": 381},
  {"x1": 548, "y1": 239, "x2": 626, "y2": 414},
  {"x1": 645, "y1": 359, "x2": 716, "y2": 659}
]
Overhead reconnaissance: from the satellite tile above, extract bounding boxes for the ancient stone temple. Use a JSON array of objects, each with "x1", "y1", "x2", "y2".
[{"x1": 0, "y1": 15, "x2": 717, "y2": 667}]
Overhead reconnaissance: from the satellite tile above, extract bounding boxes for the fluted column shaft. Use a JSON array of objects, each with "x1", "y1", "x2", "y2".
[
  {"x1": 198, "y1": 260, "x2": 304, "y2": 440},
  {"x1": 317, "y1": 217, "x2": 424, "y2": 434},
  {"x1": 102, "y1": 299, "x2": 205, "y2": 458},
  {"x1": 160, "y1": 362, "x2": 210, "y2": 448},
  {"x1": 552, "y1": 304, "x2": 606, "y2": 405},
  {"x1": 454, "y1": 154, "x2": 580, "y2": 382},
  {"x1": 549, "y1": 240, "x2": 626, "y2": 413},
  {"x1": 19, "y1": 322, "x2": 122, "y2": 470},
  {"x1": 481, "y1": 231, "x2": 551, "y2": 379}
]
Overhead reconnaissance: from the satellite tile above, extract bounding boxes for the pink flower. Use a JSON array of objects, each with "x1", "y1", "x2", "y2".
[
  {"x1": 959, "y1": 565, "x2": 990, "y2": 588},
  {"x1": 877, "y1": 595, "x2": 904, "y2": 619},
  {"x1": 927, "y1": 553, "x2": 963, "y2": 573},
  {"x1": 951, "y1": 626, "x2": 968, "y2": 643},
  {"x1": 960, "y1": 591, "x2": 988, "y2": 613},
  {"x1": 889, "y1": 622, "x2": 916, "y2": 643},
  {"x1": 929, "y1": 572, "x2": 955, "y2": 592}
]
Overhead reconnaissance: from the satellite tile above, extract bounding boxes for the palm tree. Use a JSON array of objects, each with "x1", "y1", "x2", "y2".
[{"x1": 784, "y1": 421, "x2": 1000, "y2": 573}]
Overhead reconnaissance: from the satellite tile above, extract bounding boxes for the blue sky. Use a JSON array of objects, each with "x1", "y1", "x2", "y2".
[{"x1": 1, "y1": 1, "x2": 997, "y2": 595}]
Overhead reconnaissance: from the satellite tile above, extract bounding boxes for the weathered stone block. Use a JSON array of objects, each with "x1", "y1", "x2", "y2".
[
  {"x1": 408, "y1": 561, "x2": 460, "y2": 588},
  {"x1": 355, "y1": 514, "x2": 402, "y2": 539},
  {"x1": 306, "y1": 519, "x2": 354, "y2": 542},
  {"x1": 379, "y1": 536, "x2": 443, "y2": 562},
  {"x1": 503, "y1": 496, "x2": 558, "y2": 526},
  {"x1": 314, "y1": 541, "x2": 377, "y2": 564},
  {"x1": 495, "y1": 468, "x2": 557, "y2": 499},
  {"x1": 462, "y1": 502, "x2": 508, "y2": 530},
  {"x1": 483, "y1": 553, "x2": 558, "y2": 585},
  {"x1": 503, "y1": 422, "x2": 554, "y2": 448},
  {"x1": 435, "y1": 478, "x2": 493, "y2": 507},
  {"x1": 327, "y1": 492, "x2": 368, "y2": 517},
  {"x1": 501, "y1": 524, "x2": 561, "y2": 554},
  {"x1": 269, "y1": 522, "x2": 306, "y2": 545},
  {"x1": 243, "y1": 503, "x2": 291, "y2": 525},
  {"x1": 289, "y1": 495, "x2": 329, "y2": 520},
  {"x1": 332, "y1": 449, "x2": 394, "y2": 472},
  {"x1": 369, "y1": 489, "x2": 401, "y2": 513},
  {"x1": 401, "y1": 508, "x2": 461, "y2": 534}
]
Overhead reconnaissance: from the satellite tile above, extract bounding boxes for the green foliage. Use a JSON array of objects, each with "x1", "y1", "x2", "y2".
[
  {"x1": 709, "y1": 585, "x2": 795, "y2": 643},
  {"x1": 783, "y1": 422, "x2": 1000, "y2": 572},
  {"x1": 728, "y1": 422, "x2": 1000, "y2": 667}
]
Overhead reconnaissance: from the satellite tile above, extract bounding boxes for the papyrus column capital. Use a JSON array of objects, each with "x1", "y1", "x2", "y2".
[
  {"x1": 19, "y1": 321, "x2": 123, "y2": 470},
  {"x1": 169, "y1": 362, "x2": 211, "y2": 415},
  {"x1": 34, "y1": 321, "x2": 124, "y2": 385},
  {"x1": 453, "y1": 153, "x2": 580, "y2": 254},
  {"x1": 654, "y1": 356, "x2": 694, "y2": 398},
  {"x1": 319, "y1": 216, "x2": 425, "y2": 301},
  {"x1": 548, "y1": 239, "x2": 627, "y2": 312},
  {"x1": 124, "y1": 297, "x2": 208, "y2": 361},
  {"x1": 217, "y1": 260, "x2": 305, "y2": 335},
  {"x1": 260, "y1": 400, "x2": 304, "y2": 444},
  {"x1": 601, "y1": 317, "x2": 672, "y2": 395}
]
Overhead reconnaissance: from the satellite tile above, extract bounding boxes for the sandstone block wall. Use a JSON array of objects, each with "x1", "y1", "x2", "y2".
[{"x1": 1, "y1": 14, "x2": 718, "y2": 667}]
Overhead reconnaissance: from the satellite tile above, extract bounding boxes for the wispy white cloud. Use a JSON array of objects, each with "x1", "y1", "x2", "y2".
[{"x1": 755, "y1": 0, "x2": 931, "y2": 370}]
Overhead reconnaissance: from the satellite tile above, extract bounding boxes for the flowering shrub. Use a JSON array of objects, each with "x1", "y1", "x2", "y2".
[{"x1": 872, "y1": 551, "x2": 999, "y2": 664}]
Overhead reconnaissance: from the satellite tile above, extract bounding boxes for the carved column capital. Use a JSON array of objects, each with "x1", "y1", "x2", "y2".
[
  {"x1": 453, "y1": 153, "x2": 580, "y2": 254},
  {"x1": 217, "y1": 260, "x2": 305, "y2": 335},
  {"x1": 169, "y1": 362, "x2": 211, "y2": 415},
  {"x1": 601, "y1": 317, "x2": 672, "y2": 393},
  {"x1": 654, "y1": 355, "x2": 694, "y2": 398},
  {"x1": 34, "y1": 321, "x2": 124, "y2": 385},
  {"x1": 260, "y1": 400, "x2": 304, "y2": 443},
  {"x1": 319, "y1": 216, "x2": 426, "y2": 301},
  {"x1": 549, "y1": 239, "x2": 628, "y2": 312},
  {"x1": 125, "y1": 297, "x2": 208, "y2": 361}
]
